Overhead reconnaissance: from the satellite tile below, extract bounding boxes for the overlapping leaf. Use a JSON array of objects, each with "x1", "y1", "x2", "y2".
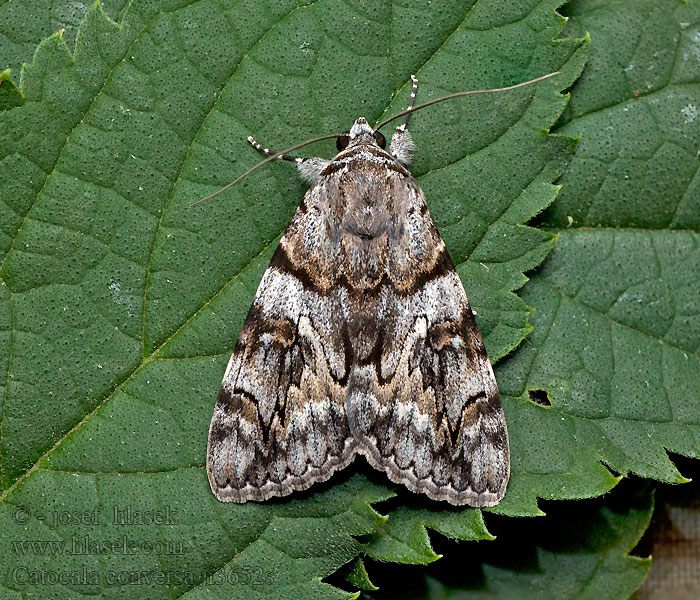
[
  {"x1": 497, "y1": 229, "x2": 700, "y2": 484},
  {"x1": 363, "y1": 484, "x2": 653, "y2": 600},
  {"x1": 493, "y1": 0, "x2": 700, "y2": 505},
  {"x1": 546, "y1": 0, "x2": 700, "y2": 229},
  {"x1": 0, "y1": 0, "x2": 128, "y2": 75}
]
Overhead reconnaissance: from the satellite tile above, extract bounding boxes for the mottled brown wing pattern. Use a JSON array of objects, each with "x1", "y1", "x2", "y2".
[
  {"x1": 207, "y1": 117, "x2": 510, "y2": 506},
  {"x1": 347, "y1": 263, "x2": 510, "y2": 507},
  {"x1": 206, "y1": 249, "x2": 355, "y2": 502}
]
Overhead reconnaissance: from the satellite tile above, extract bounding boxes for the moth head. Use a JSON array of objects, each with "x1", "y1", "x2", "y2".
[{"x1": 336, "y1": 117, "x2": 386, "y2": 151}]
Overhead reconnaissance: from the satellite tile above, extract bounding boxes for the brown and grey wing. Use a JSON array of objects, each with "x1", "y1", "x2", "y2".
[
  {"x1": 348, "y1": 265, "x2": 509, "y2": 507},
  {"x1": 206, "y1": 259, "x2": 355, "y2": 502}
]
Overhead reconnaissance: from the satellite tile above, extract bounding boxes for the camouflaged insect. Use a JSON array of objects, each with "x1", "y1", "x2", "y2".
[{"x1": 207, "y1": 77, "x2": 510, "y2": 507}]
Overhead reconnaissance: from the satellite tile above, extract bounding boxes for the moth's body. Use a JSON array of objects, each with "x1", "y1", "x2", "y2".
[{"x1": 208, "y1": 104, "x2": 510, "y2": 506}]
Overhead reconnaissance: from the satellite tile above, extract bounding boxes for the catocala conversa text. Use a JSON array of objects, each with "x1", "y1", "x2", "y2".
[{"x1": 206, "y1": 75, "x2": 520, "y2": 507}]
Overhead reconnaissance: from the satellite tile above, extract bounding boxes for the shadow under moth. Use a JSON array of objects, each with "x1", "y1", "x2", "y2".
[{"x1": 205, "y1": 73, "x2": 558, "y2": 507}]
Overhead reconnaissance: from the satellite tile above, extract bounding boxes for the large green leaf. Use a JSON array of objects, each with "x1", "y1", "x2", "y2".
[
  {"x1": 493, "y1": 0, "x2": 700, "y2": 510},
  {"x1": 362, "y1": 483, "x2": 653, "y2": 600},
  {"x1": 497, "y1": 228, "x2": 700, "y2": 482},
  {"x1": 545, "y1": 0, "x2": 700, "y2": 228},
  {"x1": 0, "y1": 0, "x2": 611, "y2": 596},
  {"x1": 3, "y1": 472, "x2": 392, "y2": 599}
]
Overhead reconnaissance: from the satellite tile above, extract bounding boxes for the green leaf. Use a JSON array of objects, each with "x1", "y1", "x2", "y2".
[
  {"x1": 0, "y1": 0, "x2": 598, "y2": 596},
  {"x1": 492, "y1": 0, "x2": 700, "y2": 502},
  {"x1": 498, "y1": 228, "x2": 700, "y2": 482},
  {"x1": 364, "y1": 502, "x2": 494, "y2": 565},
  {"x1": 346, "y1": 558, "x2": 379, "y2": 592},
  {"x1": 0, "y1": 69, "x2": 23, "y2": 110},
  {"x1": 363, "y1": 483, "x2": 653, "y2": 600},
  {"x1": 3, "y1": 471, "x2": 391, "y2": 599},
  {"x1": 0, "y1": 0, "x2": 127, "y2": 75},
  {"x1": 543, "y1": 0, "x2": 700, "y2": 229}
]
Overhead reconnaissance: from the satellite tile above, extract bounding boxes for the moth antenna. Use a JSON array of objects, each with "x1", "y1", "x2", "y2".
[
  {"x1": 398, "y1": 74, "x2": 419, "y2": 130},
  {"x1": 186, "y1": 132, "x2": 343, "y2": 208},
  {"x1": 188, "y1": 71, "x2": 559, "y2": 208},
  {"x1": 374, "y1": 71, "x2": 560, "y2": 132}
]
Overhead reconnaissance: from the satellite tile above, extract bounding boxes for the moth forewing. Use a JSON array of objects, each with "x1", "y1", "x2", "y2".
[{"x1": 207, "y1": 77, "x2": 514, "y2": 506}]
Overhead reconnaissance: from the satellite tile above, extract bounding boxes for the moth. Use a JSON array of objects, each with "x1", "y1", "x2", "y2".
[{"x1": 205, "y1": 73, "x2": 557, "y2": 506}]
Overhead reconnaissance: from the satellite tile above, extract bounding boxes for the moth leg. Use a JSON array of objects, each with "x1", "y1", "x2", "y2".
[
  {"x1": 247, "y1": 135, "x2": 329, "y2": 185},
  {"x1": 389, "y1": 75, "x2": 418, "y2": 166}
]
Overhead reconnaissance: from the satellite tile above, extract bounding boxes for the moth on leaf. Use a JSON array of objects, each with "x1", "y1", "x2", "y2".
[{"x1": 205, "y1": 73, "x2": 557, "y2": 507}]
